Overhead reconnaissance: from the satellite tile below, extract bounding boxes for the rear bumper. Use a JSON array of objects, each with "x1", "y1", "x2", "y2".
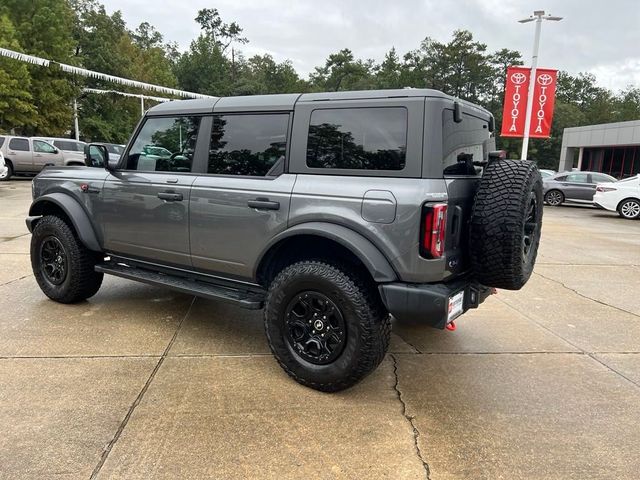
[{"x1": 379, "y1": 278, "x2": 492, "y2": 329}]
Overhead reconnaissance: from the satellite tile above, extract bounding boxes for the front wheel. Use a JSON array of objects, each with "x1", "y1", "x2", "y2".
[
  {"x1": 264, "y1": 260, "x2": 390, "y2": 392},
  {"x1": 31, "y1": 215, "x2": 104, "y2": 303},
  {"x1": 618, "y1": 199, "x2": 640, "y2": 219}
]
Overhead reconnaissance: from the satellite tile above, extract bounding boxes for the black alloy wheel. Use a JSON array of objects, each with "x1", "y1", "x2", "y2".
[
  {"x1": 39, "y1": 236, "x2": 68, "y2": 285},
  {"x1": 284, "y1": 291, "x2": 347, "y2": 365}
]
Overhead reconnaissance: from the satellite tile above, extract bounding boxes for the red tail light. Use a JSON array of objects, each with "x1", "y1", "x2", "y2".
[
  {"x1": 421, "y1": 204, "x2": 447, "y2": 258},
  {"x1": 596, "y1": 186, "x2": 616, "y2": 192}
]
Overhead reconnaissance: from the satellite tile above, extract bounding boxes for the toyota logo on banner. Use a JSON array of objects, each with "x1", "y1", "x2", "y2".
[
  {"x1": 537, "y1": 73, "x2": 554, "y2": 86},
  {"x1": 510, "y1": 72, "x2": 528, "y2": 85},
  {"x1": 501, "y1": 66, "x2": 558, "y2": 138}
]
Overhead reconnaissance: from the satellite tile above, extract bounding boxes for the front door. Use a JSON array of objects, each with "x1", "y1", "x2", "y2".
[
  {"x1": 100, "y1": 115, "x2": 203, "y2": 267},
  {"x1": 32, "y1": 139, "x2": 64, "y2": 170},
  {"x1": 189, "y1": 112, "x2": 294, "y2": 281}
]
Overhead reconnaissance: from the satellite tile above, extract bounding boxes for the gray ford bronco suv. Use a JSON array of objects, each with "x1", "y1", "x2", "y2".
[{"x1": 26, "y1": 89, "x2": 543, "y2": 391}]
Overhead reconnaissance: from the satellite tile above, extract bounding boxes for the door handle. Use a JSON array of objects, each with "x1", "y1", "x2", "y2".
[
  {"x1": 157, "y1": 192, "x2": 183, "y2": 202},
  {"x1": 247, "y1": 198, "x2": 280, "y2": 210}
]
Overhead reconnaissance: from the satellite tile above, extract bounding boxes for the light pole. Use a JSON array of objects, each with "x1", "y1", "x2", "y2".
[{"x1": 518, "y1": 10, "x2": 562, "y2": 160}]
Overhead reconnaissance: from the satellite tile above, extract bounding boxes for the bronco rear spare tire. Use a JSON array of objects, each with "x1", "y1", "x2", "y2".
[{"x1": 469, "y1": 159, "x2": 543, "y2": 290}]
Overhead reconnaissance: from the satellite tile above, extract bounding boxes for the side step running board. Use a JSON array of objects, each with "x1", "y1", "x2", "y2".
[{"x1": 95, "y1": 263, "x2": 264, "y2": 309}]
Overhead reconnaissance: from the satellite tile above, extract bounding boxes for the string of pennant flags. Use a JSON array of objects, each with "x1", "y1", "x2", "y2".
[
  {"x1": 0, "y1": 47, "x2": 213, "y2": 99},
  {"x1": 82, "y1": 87, "x2": 172, "y2": 103}
]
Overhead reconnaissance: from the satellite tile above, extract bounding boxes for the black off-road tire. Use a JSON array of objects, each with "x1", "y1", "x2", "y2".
[
  {"x1": 0, "y1": 160, "x2": 12, "y2": 181},
  {"x1": 31, "y1": 215, "x2": 104, "y2": 303},
  {"x1": 264, "y1": 260, "x2": 390, "y2": 392},
  {"x1": 469, "y1": 159, "x2": 543, "y2": 290}
]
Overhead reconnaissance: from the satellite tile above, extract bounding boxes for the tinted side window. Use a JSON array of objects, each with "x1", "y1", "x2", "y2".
[
  {"x1": 208, "y1": 114, "x2": 289, "y2": 176},
  {"x1": 306, "y1": 107, "x2": 406, "y2": 170},
  {"x1": 33, "y1": 140, "x2": 57, "y2": 153},
  {"x1": 126, "y1": 116, "x2": 200, "y2": 172},
  {"x1": 0, "y1": 136, "x2": 5, "y2": 148},
  {"x1": 9, "y1": 138, "x2": 30, "y2": 151},
  {"x1": 54, "y1": 140, "x2": 84, "y2": 152}
]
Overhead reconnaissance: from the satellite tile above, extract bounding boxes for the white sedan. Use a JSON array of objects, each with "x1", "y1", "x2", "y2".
[{"x1": 593, "y1": 175, "x2": 640, "y2": 219}]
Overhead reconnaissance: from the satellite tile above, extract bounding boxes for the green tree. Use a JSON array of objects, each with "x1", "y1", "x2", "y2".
[
  {"x1": 3, "y1": 0, "x2": 78, "y2": 135},
  {"x1": 233, "y1": 54, "x2": 308, "y2": 95},
  {"x1": 310, "y1": 49, "x2": 375, "y2": 91},
  {"x1": 0, "y1": 14, "x2": 38, "y2": 132},
  {"x1": 374, "y1": 48, "x2": 403, "y2": 89}
]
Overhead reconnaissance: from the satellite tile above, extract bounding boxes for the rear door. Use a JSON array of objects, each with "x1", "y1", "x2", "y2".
[
  {"x1": 6, "y1": 137, "x2": 32, "y2": 172},
  {"x1": 100, "y1": 115, "x2": 204, "y2": 267},
  {"x1": 189, "y1": 112, "x2": 294, "y2": 281}
]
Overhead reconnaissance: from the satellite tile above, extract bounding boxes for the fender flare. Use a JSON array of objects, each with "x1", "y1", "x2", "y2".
[
  {"x1": 256, "y1": 222, "x2": 397, "y2": 282},
  {"x1": 28, "y1": 193, "x2": 101, "y2": 251}
]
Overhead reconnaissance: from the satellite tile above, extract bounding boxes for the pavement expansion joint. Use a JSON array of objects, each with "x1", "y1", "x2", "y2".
[
  {"x1": 88, "y1": 296, "x2": 196, "y2": 480},
  {"x1": 393, "y1": 331, "x2": 422, "y2": 353},
  {"x1": 390, "y1": 353, "x2": 431, "y2": 480},
  {"x1": 497, "y1": 297, "x2": 640, "y2": 390},
  {"x1": 534, "y1": 271, "x2": 640, "y2": 318},
  {"x1": 587, "y1": 353, "x2": 640, "y2": 389},
  {"x1": 0, "y1": 354, "x2": 162, "y2": 360},
  {"x1": 0, "y1": 274, "x2": 33, "y2": 287}
]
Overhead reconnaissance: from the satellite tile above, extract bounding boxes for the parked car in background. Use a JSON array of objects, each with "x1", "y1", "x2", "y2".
[
  {"x1": 0, "y1": 136, "x2": 66, "y2": 181},
  {"x1": 540, "y1": 169, "x2": 556, "y2": 179},
  {"x1": 0, "y1": 147, "x2": 7, "y2": 180},
  {"x1": 593, "y1": 175, "x2": 640, "y2": 219},
  {"x1": 543, "y1": 171, "x2": 617, "y2": 206},
  {"x1": 33, "y1": 137, "x2": 86, "y2": 165}
]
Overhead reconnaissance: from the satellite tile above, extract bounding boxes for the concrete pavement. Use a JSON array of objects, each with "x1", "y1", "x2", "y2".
[{"x1": 1, "y1": 179, "x2": 639, "y2": 479}]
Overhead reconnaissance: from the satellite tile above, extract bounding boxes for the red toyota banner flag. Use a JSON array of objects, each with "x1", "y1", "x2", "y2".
[
  {"x1": 501, "y1": 66, "x2": 531, "y2": 137},
  {"x1": 502, "y1": 67, "x2": 531, "y2": 137},
  {"x1": 528, "y1": 68, "x2": 558, "y2": 138}
]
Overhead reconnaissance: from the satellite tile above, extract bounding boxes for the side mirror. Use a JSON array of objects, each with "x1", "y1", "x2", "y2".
[
  {"x1": 53, "y1": 147, "x2": 59, "y2": 154},
  {"x1": 107, "y1": 156, "x2": 119, "y2": 171},
  {"x1": 85, "y1": 144, "x2": 115, "y2": 170}
]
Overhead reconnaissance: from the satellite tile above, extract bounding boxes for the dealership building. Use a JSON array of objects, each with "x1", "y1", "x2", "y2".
[{"x1": 557, "y1": 119, "x2": 640, "y2": 178}]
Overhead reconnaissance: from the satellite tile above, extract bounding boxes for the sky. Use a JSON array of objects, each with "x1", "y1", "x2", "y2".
[{"x1": 104, "y1": 0, "x2": 640, "y2": 92}]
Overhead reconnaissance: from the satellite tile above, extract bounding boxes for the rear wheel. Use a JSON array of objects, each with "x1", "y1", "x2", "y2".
[
  {"x1": 469, "y1": 159, "x2": 543, "y2": 290},
  {"x1": 544, "y1": 189, "x2": 564, "y2": 206},
  {"x1": 618, "y1": 199, "x2": 640, "y2": 219},
  {"x1": 264, "y1": 260, "x2": 390, "y2": 392},
  {"x1": 31, "y1": 215, "x2": 104, "y2": 303}
]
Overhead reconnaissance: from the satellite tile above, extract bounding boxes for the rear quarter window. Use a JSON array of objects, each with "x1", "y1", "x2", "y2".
[
  {"x1": 9, "y1": 138, "x2": 30, "y2": 151},
  {"x1": 306, "y1": 107, "x2": 407, "y2": 171},
  {"x1": 0, "y1": 136, "x2": 5, "y2": 148}
]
